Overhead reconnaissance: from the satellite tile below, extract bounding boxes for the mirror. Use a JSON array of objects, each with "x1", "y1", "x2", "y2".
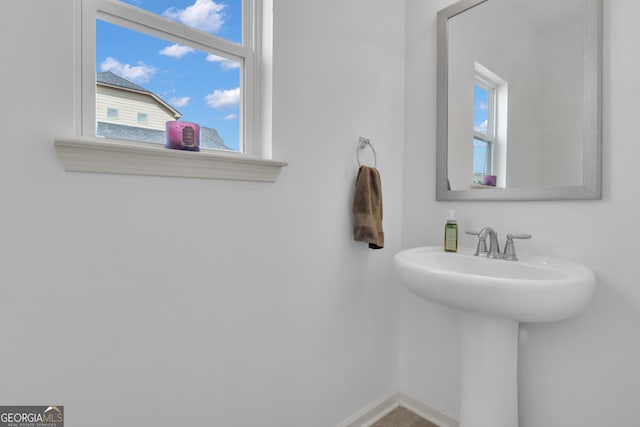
[{"x1": 436, "y1": 0, "x2": 602, "y2": 200}]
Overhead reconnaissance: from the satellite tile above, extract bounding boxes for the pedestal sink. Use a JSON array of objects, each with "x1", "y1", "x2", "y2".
[{"x1": 394, "y1": 246, "x2": 596, "y2": 427}]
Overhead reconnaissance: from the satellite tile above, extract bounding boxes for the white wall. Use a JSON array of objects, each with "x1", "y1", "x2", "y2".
[
  {"x1": 539, "y1": 16, "x2": 584, "y2": 187},
  {"x1": 0, "y1": 1, "x2": 405, "y2": 426},
  {"x1": 403, "y1": 1, "x2": 640, "y2": 426}
]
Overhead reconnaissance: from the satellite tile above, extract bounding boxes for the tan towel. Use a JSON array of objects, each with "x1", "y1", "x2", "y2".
[{"x1": 353, "y1": 165, "x2": 384, "y2": 249}]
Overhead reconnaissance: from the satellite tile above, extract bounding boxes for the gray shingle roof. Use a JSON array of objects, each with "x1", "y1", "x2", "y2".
[
  {"x1": 97, "y1": 71, "x2": 151, "y2": 93},
  {"x1": 200, "y1": 127, "x2": 231, "y2": 151}
]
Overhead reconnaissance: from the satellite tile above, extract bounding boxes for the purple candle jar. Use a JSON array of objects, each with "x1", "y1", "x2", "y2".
[
  {"x1": 481, "y1": 174, "x2": 497, "y2": 186},
  {"x1": 165, "y1": 121, "x2": 200, "y2": 151}
]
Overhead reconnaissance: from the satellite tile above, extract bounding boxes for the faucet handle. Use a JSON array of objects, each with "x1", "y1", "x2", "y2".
[
  {"x1": 465, "y1": 230, "x2": 488, "y2": 256},
  {"x1": 508, "y1": 234, "x2": 532, "y2": 240},
  {"x1": 503, "y1": 233, "x2": 532, "y2": 261}
]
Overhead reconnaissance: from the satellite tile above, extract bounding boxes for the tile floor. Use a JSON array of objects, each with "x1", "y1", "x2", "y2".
[{"x1": 370, "y1": 406, "x2": 438, "y2": 427}]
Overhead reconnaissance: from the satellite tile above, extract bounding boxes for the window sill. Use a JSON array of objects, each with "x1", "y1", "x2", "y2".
[
  {"x1": 470, "y1": 183, "x2": 499, "y2": 189},
  {"x1": 54, "y1": 137, "x2": 287, "y2": 182}
]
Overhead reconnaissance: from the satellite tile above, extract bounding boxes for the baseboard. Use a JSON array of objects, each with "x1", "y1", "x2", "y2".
[
  {"x1": 397, "y1": 389, "x2": 459, "y2": 427},
  {"x1": 337, "y1": 389, "x2": 459, "y2": 427},
  {"x1": 336, "y1": 390, "x2": 400, "y2": 427}
]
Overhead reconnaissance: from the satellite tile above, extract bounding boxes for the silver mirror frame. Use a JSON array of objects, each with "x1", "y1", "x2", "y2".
[{"x1": 436, "y1": 0, "x2": 602, "y2": 201}]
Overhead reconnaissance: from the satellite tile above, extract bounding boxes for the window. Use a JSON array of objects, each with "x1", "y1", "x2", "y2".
[
  {"x1": 137, "y1": 113, "x2": 148, "y2": 124},
  {"x1": 107, "y1": 107, "x2": 119, "y2": 120},
  {"x1": 55, "y1": 0, "x2": 286, "y2": 182},
  {"x1": 90, "y1": 0, "x2": 248, "y2": 152},
  {"x1": 473, "y1": 81, "x2": 494, "y2": 178},
  {"x1": 472, "y1": 62, "x2": 508, "y2": 187}
]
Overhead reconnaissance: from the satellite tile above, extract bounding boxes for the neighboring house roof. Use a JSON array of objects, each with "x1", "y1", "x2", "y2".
[
  {"x1": 97, "y1": 122, "x2": 233, "y2": 151},
  {"x1": 97, "y1": 71, "x2": 182, "y2": 119},
  {"x1": 200, "y1": 127, "x2": 231, "y2": 151}
]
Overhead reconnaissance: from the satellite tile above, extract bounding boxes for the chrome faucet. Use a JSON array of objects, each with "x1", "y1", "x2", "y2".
[
  {"x1": 466, "y1": 228, "x2": 531, "y2": 261},
  {"x1": 466, "y1": 227, "x2": 501, "y2": 258}
]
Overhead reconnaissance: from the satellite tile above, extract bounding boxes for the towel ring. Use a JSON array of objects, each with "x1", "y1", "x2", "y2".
[{"x1": 356, "y1": 137, "x2": 377, "y2": 168}]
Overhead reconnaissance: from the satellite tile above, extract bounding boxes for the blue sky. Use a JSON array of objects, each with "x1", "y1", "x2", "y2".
[
  {"x1": 473, "y1": 84, "x2": 490, "y2": 175},
  {"x1": 96, "y1": 0, "x2": 243, "y2": 151},
  {"x1": 473, "y1": 84, "x2": 489, "y2": 134}
]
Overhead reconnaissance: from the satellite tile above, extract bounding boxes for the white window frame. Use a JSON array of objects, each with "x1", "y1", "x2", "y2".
[
  {"x1": 55, "y1": 0, "x2": 286, "y2": 182},
  {"x1": 473, "y1": 78, "x2": 495, "y2": 176},
  {"x1": 473, "y1": 62, "x2": 508, "y2": 188},
  {"x1": 107, "y1": 107, "x2": 119, "y2": 120},
  {"x1": 137, "y1": 112, "x2": 148, "y2": 124}
]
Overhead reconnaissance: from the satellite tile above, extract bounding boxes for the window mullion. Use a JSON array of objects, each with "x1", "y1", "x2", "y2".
[
  {"x1": 95, "y1": 0, "x2": 249, "y2": 58},
  {"x1": 243, "y1": 0, "x2": 257, "y2": 156},
  {"x1": 488, "y1": 87, "x2": 496, "y2": 138},
  {"x1": 473, "y1": 131, "x2": 493, "y2": 143},
  {"x1": 244, "y1": 0, "x2": 258, "y2": 157},
  {"x1": 81, "y1": 0, "x2": 98, "y2": 138}
]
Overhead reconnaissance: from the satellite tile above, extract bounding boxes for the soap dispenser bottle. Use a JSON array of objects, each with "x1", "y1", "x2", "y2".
[{"x1": 444, "y1": 210, "x2": 458, "y2": 252}]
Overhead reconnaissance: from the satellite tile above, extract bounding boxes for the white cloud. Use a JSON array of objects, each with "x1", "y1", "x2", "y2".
[
  {"x1": 205, "y1": 87, "x2": 240, "y2": 108},
  {"x1": 170, "y1": 96, "x2": 191, "y2": 107},
  {"x1": 159, "y1": 44, "x2": 195, "y2": 59},
  {"x1": 474, "y1": 120, "x2": 488, "y2": 133},
  {"x1": 100, "y1": 57, "x2": 156, "y2": 83},
  {"x1": 223, "y1": 114, "x2": 237, "y2": 120},
  {"x1": 206, "y1": 54, "x2": 240, "y2": 70},
  {"x1": 163, "y1": 0, "x2": 227, "y2": 33},
  {"x1": 476, "y1": 101, "x2": 489, "y2": 111}
]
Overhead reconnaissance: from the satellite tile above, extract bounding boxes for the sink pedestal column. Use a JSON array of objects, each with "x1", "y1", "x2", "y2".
[{"x1": 458, "y1": 312, "x2": 519, "y2": 427}]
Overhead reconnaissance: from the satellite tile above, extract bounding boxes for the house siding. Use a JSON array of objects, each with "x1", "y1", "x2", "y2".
[{"x1": 96, "y1": 85, "x2": 177, "y2": 131}]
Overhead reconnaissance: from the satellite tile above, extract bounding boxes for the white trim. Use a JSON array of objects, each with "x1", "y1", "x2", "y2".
[
  {"x1": 336, "y1": 391, "x2": 399, "y2": 427},
  {"x1": 337, "y1": 389, "x2": 459, "y2": 427},
  {"x1": 398, "y1": 389, "x2": 459, "y2": 427},
  {"x1": 54, "y1": 137, "x2": 287, "y2": 182},
  {"x1": 107, "y1": 107, "x2": 118, "y2": 120},
  {"x1": 257, "y1": 0, "x2": 273, "y2": 159}
]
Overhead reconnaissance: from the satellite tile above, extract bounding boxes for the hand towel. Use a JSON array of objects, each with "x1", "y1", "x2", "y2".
[{"x1": 353, "y1": 165, "x2": 384, "y2": 249}]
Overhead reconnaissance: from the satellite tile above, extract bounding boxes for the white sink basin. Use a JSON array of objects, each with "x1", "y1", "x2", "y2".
[
  {"x1": 394, "y1": 246, "x2": 596, "y2": 427},
  {"x1": 394, "y1": 246, "x2": 596, "y2": 323}
]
